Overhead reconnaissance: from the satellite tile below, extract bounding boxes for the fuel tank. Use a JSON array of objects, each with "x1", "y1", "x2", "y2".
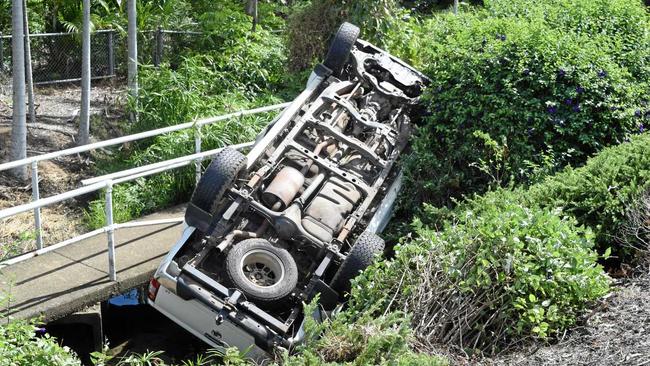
[{"x1": 301, "y1": 177, "x2": 361, "y2": 242}]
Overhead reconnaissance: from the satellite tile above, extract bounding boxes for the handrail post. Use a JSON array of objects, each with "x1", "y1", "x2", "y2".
[
  {"x1": 105, "y1": 181, "x2": 117, "y2": 281},
  {"x1": 31, "y1": 161, "x2": 43, "y2": 249},
  {"x1": 194, "y1": 126, "x2": 202, "y2": 185}
]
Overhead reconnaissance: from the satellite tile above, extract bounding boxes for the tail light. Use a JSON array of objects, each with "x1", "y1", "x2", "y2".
[{"x1": 148, "y1": 278, "x2": 161, "y2": 301}]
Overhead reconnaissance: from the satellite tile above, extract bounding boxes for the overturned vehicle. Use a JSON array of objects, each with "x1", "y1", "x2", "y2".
[{"x1": 147, "y1": 23, "x2": 428, "y2": 360}]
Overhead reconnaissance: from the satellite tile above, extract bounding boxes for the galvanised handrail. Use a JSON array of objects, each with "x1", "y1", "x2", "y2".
[{"x1": 0, "y1": 103, "x2": 290, "y2": 279}]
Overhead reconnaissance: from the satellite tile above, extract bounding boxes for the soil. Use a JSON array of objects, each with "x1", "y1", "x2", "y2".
[
  {"x1": 0, "y1": 82, "x2": 127, "y2": 256},
  {"x1": 477, "y1": 266, "x2": 650, "y2": 366}
]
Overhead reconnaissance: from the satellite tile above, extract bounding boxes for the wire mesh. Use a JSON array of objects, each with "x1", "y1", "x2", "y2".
[{"x1": 0, "y1": 29, "x2": 202, "y2": 86}]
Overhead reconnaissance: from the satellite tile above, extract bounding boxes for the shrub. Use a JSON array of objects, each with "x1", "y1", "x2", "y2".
[
  {"x1": 279, "y1": 301, "x2": 448, "y2": 365},
  {"x1": 353, "y1": 189, "x2": 609, "y2": 354},
  {"x1": 198, "y1": 3, "x2": 288, "y2": 93},
  {"x1": 620, "y1": 189, "x2": 650, "y2": 254},
  {"x1": 400, "y1": 0, "x2": 650, "y2": 214},
  {"x1": 0, "y1": 320, "x2": 81, "y2": 366},
  {"x1": 527, "y1": 132, "x2": 650, "y2": 259}
]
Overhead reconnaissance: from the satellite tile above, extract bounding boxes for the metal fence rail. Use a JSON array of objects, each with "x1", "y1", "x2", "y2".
[{"x1": 0, "y1": 101, "x2": 292, "y2": 279}]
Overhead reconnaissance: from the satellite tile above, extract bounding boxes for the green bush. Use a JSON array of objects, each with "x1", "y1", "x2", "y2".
[
  {"x1": 279, "y1": 301, "x2": 448, "y2": 365},
  {"x1": 198, "y1": 3, "x2": 288, "y2": 93},
  {"x1": 400, "y1": 0, "x2": 650, "y2": 213},
  {"x1": 353, "y1": 189, "x2": 609, "y2": 354},
  {"x1": 527, "y1": 132, "x2": 650, "y2": 259},
  {"x1": 0, "y1": 320, "x2": 81, "y2": 366}
]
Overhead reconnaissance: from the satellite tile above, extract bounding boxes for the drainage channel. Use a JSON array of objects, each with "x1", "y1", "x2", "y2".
[{"x1": 43, "y1": 287, "x2": 207, "y2": 365}]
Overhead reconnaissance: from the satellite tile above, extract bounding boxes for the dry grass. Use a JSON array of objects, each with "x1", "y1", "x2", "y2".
[
  {"x1": 0, "y1": 197, "x2": 83, "y2": 260},
  {"x1": 0, "y1": 84, "x2": 126, "y2": 261},
  {"x1": 620, "y1": 189, "x2": 650, "y2": 254}
]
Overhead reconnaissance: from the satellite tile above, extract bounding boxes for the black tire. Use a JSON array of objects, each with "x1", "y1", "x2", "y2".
[
  {"x1": 323, "y1": 22, "x2": 360, "y2": 77},
  {"x1": 188, "y1": 147, "x2": 247, "y2": 216},
  {"x1": 225, "y1": 238, "x2": 299, "y2": 304},
  {"x1": 330, "y1": 231, "x2": 385, "y2": 295}
]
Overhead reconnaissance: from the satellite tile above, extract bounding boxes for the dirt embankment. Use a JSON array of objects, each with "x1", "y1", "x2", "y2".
[
  {"x1": 0, "y1": 83, "x2": 126, "y2": 257},
  {"x1": 479, "y1": 266, "x2": 650, "y2": 366}
]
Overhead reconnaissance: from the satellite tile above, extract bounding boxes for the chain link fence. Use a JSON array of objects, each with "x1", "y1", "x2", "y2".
[{"x1": 0, "y1": 29, "x2": 202, "y2": 87}]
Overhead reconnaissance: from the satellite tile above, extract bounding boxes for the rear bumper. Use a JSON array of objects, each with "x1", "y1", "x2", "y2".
[{"x1": 148, "y1": 284, "x2": 270, "y2": 362}]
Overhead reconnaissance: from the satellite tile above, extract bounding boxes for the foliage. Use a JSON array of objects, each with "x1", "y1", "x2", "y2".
[
  {"x1": 400, "y1": 0, "x2": 650, "y2": 215},
  {"x1": 353, "y1": 189, "x2": 609, "y2": 354},
  {"x1": 277, "y1": 300, "x2": 448, "y2": 365},
  {"x1": 403, "y1": 0, "x2": 484, "y2": 13},
  {"x1": 0, "y1": 230, "x2": 37, "y2": 262},
  {"x1": 286, "y1": 0, "x2": 410, "y2": 71},
  {"x1": 620, "y1": 189, "x2": 650, "y2": 254},
  {"x1": 0, "y1": 0, "x2": 11, "y2": 33},
  {"x1": 85, "y1": 0, "x2": 292, "y2": 228},
  {"x1": 85, "y1": 55, "x2": 283, "y2": 228},
  {"x1": 0, "y1": 320, "x2": 81, "y2": 366},
  {"x1": 527, "y1": 132, "x2": 650, "y2": 259}
]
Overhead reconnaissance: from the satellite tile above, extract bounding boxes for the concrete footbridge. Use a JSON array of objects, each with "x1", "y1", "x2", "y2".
[
  {"x1": 0, "y1": 103, "x2": 289, "y2": 322},
  {"x1": 0, "y1": 207, "x2": 184, "y2": 321}
]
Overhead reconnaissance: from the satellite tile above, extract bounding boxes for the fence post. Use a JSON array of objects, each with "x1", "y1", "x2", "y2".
[
  {"x1": 11, "y1": 0, "x2": 28, "y2": 180},
  {"x1": 23, "y1": 0, "x2": 36, "y2": 124},
  {"x1": 154, "y1": 26, "x2": 163, "y2": 67},
  {"x1": 31, "y1": 161, "x2": 43, "y2": 250},
  {"x1": 105, "y1": 181, "x2": 117, "y2": 281},
  {"x1": 0, "y1": 33, "x2": 4, "y2": 73},
  {"x1": 127, "y1": 0, "x2": 138, "y2": 99},
  {"x1": 194, "y1": 127, "x2": 202, "y2": 185},
  {"x1": 79, "y1": 0, "x2": 91, "y2": 145},
  {"x1": 108, "y1": 30, "x2": 115, "y2": 77}
]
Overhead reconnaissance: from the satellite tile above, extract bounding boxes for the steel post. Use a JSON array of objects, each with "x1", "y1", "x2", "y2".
[
  {"x1": 79, "y1": 0, "x2": 91, "y2": 145},
  {"x1": 107, "y1": 30, "x2": 115, "y2": 77},
  {"x1": 127, "y1": 0, "x2": 138, "y2": 98},
  {"x1": 23, "y1": 0, "x2": 35, "y2": 124},
  {"x1": 154, "y1": 26, "x2": 163, "y2": 67},
  {"x1": 194, "y1": 127, "x2": 202, "y2": 185},
  {"x1": 11, "y1": 0, "x2": 27, "y2": 180},
  {"x1": 0, "y1": 32, "x2": 4, "y2": 73},
  {"x1": 105, "y1": 182, "x2": 116, "y2": 281},
  {"x1": 31, "y1": 161, "x2": 43, "y2": 249}
]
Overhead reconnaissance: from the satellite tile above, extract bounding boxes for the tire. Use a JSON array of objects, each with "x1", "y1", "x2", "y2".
[
  {"x1": 323, "y1": 22, "x2": 360, "y2": 77},
  {"x1": 330, "y1": 231, "x2": 385, "y2": 295},
  {"x1": 225, "y1": 238, "x2": 299, "y2": 304},
  {"x1": 188, "y1": 147, "x2": 247, "y2": 216}
]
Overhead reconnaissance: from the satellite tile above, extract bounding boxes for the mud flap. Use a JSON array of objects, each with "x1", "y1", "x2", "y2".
[
  {"x1": 311, "y1": 280, "x2": 339, "y2": 311},
  {"x1": 184, "y1": 203, "x2": 213, "y2": 233}
]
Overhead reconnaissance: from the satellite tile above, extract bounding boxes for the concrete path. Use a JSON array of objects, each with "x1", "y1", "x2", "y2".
[{"x1": 0, "y1": 206, "x2": 186, "y2": 322}]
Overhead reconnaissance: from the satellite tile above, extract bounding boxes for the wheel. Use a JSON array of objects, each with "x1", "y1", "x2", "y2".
[
  {"x1": 330, "y1": 231, "x2": 385, "y2": 295},
  {"x1": 187, "y1": 147, "x2": 247, "y2": 217},
  {"x1": 323, "y1": 22, "x2": 360, "y2": 77},
  {"x1": 225, "y1": 238, "x2": 299, "y2": 304}
]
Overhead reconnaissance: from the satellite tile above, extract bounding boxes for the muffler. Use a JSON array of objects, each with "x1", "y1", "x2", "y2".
[{"x1": 262, "y1": 167, "x2": 305, "y2": 211}]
